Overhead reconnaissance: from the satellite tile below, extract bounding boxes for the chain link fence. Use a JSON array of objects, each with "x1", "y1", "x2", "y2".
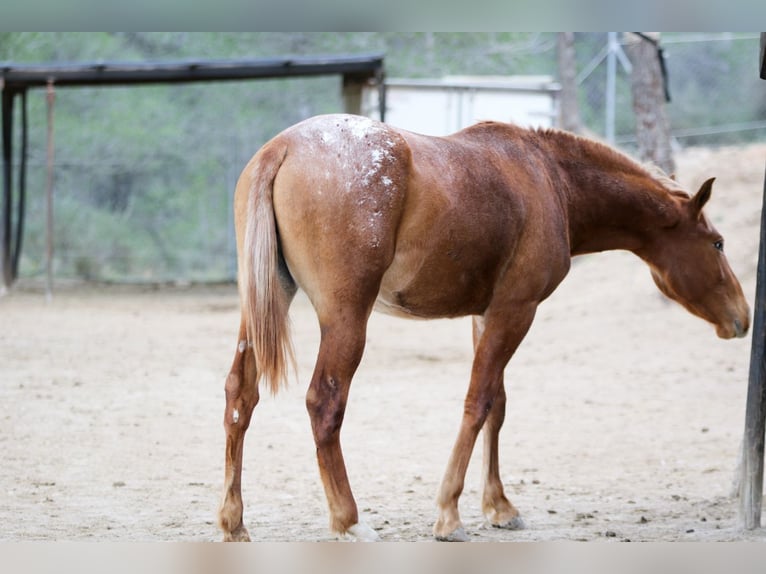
[
  {"x1": 14, "y1": 77, "x2": 342, "y2": 285},
  {"x1": 10, "y1": 33, "x2": 766, "y2": 286},
  {"x1": 576, "y1": 33, "x2": 764, "y2": 148}
]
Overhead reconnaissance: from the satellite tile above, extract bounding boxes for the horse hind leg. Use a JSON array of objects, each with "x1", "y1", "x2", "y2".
[
  {"x1": 218, "y1": 319, "x2": 260, "y2": 542},
  {"x1": 305, "y1": 305, "x2": 379, "y2": 541}
]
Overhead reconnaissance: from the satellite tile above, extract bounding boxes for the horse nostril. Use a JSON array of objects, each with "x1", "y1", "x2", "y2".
[{"x1": 734, "y1": 318, "x2": 748, "y2": 338}]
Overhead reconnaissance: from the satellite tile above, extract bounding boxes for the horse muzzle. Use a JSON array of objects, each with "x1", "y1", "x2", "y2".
[{"x1": 716, "y1": 312, "x2": 750, "y2": 339}]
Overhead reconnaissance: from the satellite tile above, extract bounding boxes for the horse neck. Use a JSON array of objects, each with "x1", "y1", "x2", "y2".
[{"x1": 553, "y1": 136, "x2": 677, "y2": 257}]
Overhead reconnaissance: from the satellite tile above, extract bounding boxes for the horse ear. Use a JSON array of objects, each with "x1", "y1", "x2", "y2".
[{"x1": 690, "y1": 177, "x2": 715, "y2": 217}]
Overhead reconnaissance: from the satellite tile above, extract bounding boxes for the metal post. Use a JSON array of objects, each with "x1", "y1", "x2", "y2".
[
  {"x1": 740, "y1": 32, "x2": 766, "y2": 530},
  {"x1": 45, "y1": 80, "x2": 55, "y2": 301},
  {"x1": 376, "y1": 67, "x2": 386, "y2": 123},
  {"x1": 741, "y1": 164, "x2": 766, "y2": 529},
  {"x1": 12, "y1": 89, "x2": 27, "y2": 280},
  {"x1": 605, "y1": 32, "x2": 617, "y2": 143},
  {"x1": 226, "y1": 141, "x2": 237, "y2": 282},
  {"x1": 1, "y1": 87, "x2": 13, "y2": 291}
]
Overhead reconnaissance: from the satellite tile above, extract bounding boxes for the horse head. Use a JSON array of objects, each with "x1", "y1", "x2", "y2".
[{"x1": 645, "y1": 177, "x2": 750, "y2": 339}]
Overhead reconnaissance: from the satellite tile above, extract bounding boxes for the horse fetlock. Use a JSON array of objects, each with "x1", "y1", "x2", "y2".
[
  {"x1": 326, "y1": 500, "x2": 359, "y2": 535},
  {"x1": 433, "y1": 511, "x2": 466, "y2": 542},
  {"x1": 482, "y1": 489, "x2": 516, "y2": 515},
  {"x1": 222, "y1": 523, "x2": 252, "y2": 542},
  {"x1": 218, "y1": 495, "x2": 246, "y2": 539}
]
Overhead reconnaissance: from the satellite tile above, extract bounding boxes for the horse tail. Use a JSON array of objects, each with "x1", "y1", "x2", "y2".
[{"x1": 239, "y1": 141, "x2": 296, "y2": 395}]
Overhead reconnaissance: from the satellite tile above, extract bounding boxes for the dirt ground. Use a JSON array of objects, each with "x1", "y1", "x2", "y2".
[{"x1": 2, "y1": 144, "x2": 766, "y2": 542}]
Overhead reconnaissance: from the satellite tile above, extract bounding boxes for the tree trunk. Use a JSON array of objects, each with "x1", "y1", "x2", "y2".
[
  {"x1": 625, "y1": 32, "x2": 675, "y2": 175},
  {"x1": 556, "y1": 32, "x2": 581, "y2": 133}
]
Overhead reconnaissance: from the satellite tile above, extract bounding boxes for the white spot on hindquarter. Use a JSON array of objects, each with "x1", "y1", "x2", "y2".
[
  {"x1": 321, "y1": 131, "x2": 336, "y2": 145},
  {"x1": 232, "y1": 409, "x2": 240, "y2": 424},
  {"x1": 299, "y1": 115, "x2": 402, "y2": 252},
  {"x1": 349, "y1": 116, "x2": 375, "y2": 139},
  {"x1": 360, "y1": 140, "x2": 394, "y2": 186},
  {"x1": 238, "y1": 340, "x2": 246, "y2": 353}
]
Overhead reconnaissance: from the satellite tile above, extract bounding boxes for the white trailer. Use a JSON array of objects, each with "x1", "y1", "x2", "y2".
[{"x1": 363, "y1": 75, "x2": 560, "y2": 136}]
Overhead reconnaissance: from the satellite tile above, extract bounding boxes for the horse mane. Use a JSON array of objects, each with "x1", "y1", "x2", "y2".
[
  {"x1": 532, "y1": 126, "x2": 690, "y2": 200},
  {"x1": 461, "y1": 121, "x2": 690, "y2": 212}
]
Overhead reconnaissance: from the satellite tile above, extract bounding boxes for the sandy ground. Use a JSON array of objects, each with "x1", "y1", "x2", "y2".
[{"x1": 2, "y1": 144, "x2": 766, "y2": 542}]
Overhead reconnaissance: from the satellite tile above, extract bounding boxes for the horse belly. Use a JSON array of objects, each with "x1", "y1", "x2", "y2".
[{"x1": 375, "y1": 243, "x2": 502, "y2": 319}]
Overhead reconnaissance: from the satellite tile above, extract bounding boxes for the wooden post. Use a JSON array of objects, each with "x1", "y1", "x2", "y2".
[
  {"x1": 556, "y1": 32, "x2": 581, "y2": 133},
  {"x1": 625, "y1": 32, "x2": 675, "y2": 175},
  {"x1": 740, "y1": 32, "x2": 766, "y2": 529},
  {"x1": 343, "y1": 71, "x2": 385, "y2": 121},
  {"x1": 342, "y1": 75, "x2": 364, "y2": 116},
  {"x1": 45, "y1": 80, "x2": 55, "y2": 302}
]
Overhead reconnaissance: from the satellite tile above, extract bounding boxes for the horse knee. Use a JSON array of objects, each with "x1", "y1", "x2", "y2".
[
  {"x1": 465, "y1": 378, "x2": 505, "y2": 431},
  {"x1": 463, "y1": 396, "x2": 496, "y2": 432}
]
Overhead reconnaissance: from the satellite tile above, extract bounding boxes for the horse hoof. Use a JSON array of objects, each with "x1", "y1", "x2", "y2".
[
  {"x1": 222, "y1": 524, "x2": 251, "y2": 542},
  {"x1": 347, "y1": 521, "x2": 380, "y2": 542},
  {"x1": 493, "y1": 515, "x2": 525, "y2": 531},
  {"x1": 435, "y1": 526, "x2": 469, "y2": 542}
]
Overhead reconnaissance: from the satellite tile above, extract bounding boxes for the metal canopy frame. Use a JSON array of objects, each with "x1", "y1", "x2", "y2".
[{"x1": 0, "y1": 53, "x2": 386, "y2": 288}]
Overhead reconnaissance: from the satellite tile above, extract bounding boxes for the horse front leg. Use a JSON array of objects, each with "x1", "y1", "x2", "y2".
[
  {"x1": 481, "y1": 383, "x2": 524, "y2": 529},
  {"x1": 434, "y1": 305, "x2": 536, "y2": 541},
  {"x1": 470, "y1": 317, "x2": 524, "y2": 530},
  {"x1": 218, "y1": 320, "x2": 260, "y2": 542}
]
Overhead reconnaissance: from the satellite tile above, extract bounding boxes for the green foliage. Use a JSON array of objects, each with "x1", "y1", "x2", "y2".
[{"x1": 2, "y1": 33, "x2": 763, "y2": 283}]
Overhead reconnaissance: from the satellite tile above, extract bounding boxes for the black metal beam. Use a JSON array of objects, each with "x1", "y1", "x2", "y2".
[
  {"x1": 0, "y1": 53, "x2": 386, "y2": 289},
  {"x1": 0, "y1": 54, "x2": 385, "y2": 89}
]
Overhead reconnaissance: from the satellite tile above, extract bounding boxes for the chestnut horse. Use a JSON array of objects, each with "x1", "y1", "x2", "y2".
[{"x1": 218, "y1": 114, "x2": 749, "y2": 542}]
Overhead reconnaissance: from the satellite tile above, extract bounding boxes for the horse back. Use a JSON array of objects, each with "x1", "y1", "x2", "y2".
[{"x1": 269, "y1": 115, "x2": 569, "y2": 319}]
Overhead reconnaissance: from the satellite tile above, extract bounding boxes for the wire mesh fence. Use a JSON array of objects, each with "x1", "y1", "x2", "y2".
[
  {"x1": 19, "y1": 160, "x2": 237, "y2": 284},
  {"x1": 577, "y1": 33, "x2": 764, "y2": 148},
  {"x1": 7, "y1": 33, "x2": 765, "y2": 286}
]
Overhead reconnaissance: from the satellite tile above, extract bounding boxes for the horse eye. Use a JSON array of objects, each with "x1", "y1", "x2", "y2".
[{"x1": 713, "y1": 239, "x2": 724, "y2": 252}]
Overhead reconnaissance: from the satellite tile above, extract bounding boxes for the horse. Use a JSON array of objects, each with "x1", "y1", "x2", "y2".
[{"x1": 217, "y1": 113, "x2": 750, "y2": 542}]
